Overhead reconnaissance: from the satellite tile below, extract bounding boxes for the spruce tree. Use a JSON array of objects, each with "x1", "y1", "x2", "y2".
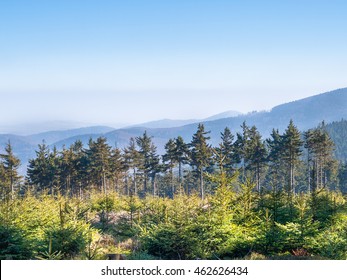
[
  {"x1": 163, "y1": 136, "x2": 190, "y2": 196},
  {"x1": 0, "y1": 141, "x2": 21, "y2": 199},
  {"x1": 72, "y1": 140, "x2": 88, "y2": 197},
  {"x1": 174, "y1": 136, "x2": 190, "y2": 186},
  {"x1": 190, "y1": 124, "x2": 212, "y2": 200},
  {"x1": 136, "y1": 131, "x2": 153, "y2": 195},
  {"x1": 86, "y1": 137, "x2": 112, "y2": 194},
  {"x1": 27, "y1": 142, "x2": 53, "y2": 193},
  {"x1": 282, "y1": 120, "x2": 303, "y2": 195},
  {"x1": 215, "y1": 127, "x2": 236, "y2": 175},
  {"x1": 305, "y1": 123, "x2": 335, "y2": 193},
  {"x1": 109, "y1": 148, "x2": 125, "y2": 193},
  {"x1": 148, "y1": 143, "x2": 161, "y2": 196},
  {"x1": 0, "y1": 162, "x2": 6, "y2": 200},
  {"x1": 163, "y1": 138, "x2": 177, "y2": 197},
  {"x1": 266, "y1": 129, "x2": 285, "y2": 190},
  {"x1": 49, "y1": 146, "x2": 61, "y2": 193},
  {"x1": 234, "y1": 121, "x2": 250, "y2": 181},
  {"x1": 304, "y1": 123, "x2": 336, "y2": 221},
  {"x1": 246, "y1": 126, "x2": 267, "y2": 193},
  {"x1": 123, "y1": 138, "x2": 141, "y2": 196},
  {"x1": 60, "y1": 146, "x2": 75, "y2": 194}
]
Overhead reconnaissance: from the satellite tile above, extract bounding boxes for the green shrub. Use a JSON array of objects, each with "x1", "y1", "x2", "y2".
[{"x1": 0, "y1": 225, "x2": 32, "y2": 260}]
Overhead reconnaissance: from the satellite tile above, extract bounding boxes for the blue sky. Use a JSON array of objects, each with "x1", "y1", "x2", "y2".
[{"x1": 0, "y1": 0, "x2": 346, "y2": 125}]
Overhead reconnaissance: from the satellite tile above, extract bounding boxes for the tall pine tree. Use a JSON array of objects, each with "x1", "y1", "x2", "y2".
[
  {"x1": 0, "y1": 141, "x2": 21, "y2": 199},
  {"x1": 136, "y1": 131, "x2": 153, "y2": 196},
  {"x1": 190, "y1": 124, "x2": 212, "y2": 200},
  {"x1": 282, "y1": 120, "x2": 303, "y2": 195},
  {"x1": 123, "y1": 137, "x2": 141, "y2": 196}
]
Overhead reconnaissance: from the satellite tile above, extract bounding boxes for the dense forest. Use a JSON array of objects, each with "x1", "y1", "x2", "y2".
[{"x1": 1, "y1": 120, "x2": 347, "y2": 260}]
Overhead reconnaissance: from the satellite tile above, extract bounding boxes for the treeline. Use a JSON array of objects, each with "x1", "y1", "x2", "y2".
[{"x1": 0, "y1": 120, "x2": 346, "y2": 200}]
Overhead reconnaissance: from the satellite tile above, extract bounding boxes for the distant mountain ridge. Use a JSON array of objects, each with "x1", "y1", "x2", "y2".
[
  {"x1": 126, "y1": 110, "x2": 242, "y2": 129},
  {"x1": 49, "y1": 87, "x2": 347, "y2": 152},
  {"x1": 126, "y1": 119, "x2": 199, "y2": 129},
  {"x1": 1, "y1": 87, "x2": 347, "y2": 174},
  {"x1": 204, "y1": 110, "x2": 242, "y2": 121},
  {"x1": 26, "y1": 126, "x2": 115, "y2": 145},
  {"x1": 0, "y1": 120, "x2": 95, "y2": 135}
]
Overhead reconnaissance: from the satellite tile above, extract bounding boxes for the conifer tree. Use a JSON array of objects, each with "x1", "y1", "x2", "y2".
[
  {"x1": 136, "y1": 131, "x2": 153, "y2": 195},
  {"x1": 266, "y1": 129, "x2": 286, "y2": 190},
  {"x1": 109, "y1": 148, "x2": 125, "y2": 193},
  {"x1": 234, "y1": 122, "x2": 250, "y2": 181},
  {"x1": 123, "y1": 138, "x2": 141, "y2": 196},
  {"x1": 0, "y1": 141, "x2": 21, "y2": 199},
  {"x1": 174, "y1": 136, "x2": 190, "y2": 186},
  {"x1": 27, "y1": 142, "x2": 53, "y2": 193},
  {"x1": 86, "y1": 137, "x2": 112, "y2": 194},
  {"x1": 190, "y1": 124, "x2": 212, "y2": 200},
  {"x1": 49, "y1": 146, "x2": 61, "y2": 193},
  {"x1": 163, "y1": 139, "x2": 177, "y2": 196},
  {"x1": 282, "y1": 120, "x2": 303, "y2": 195},
  {"x1": 338, "y1": 163, "x2": 347, "y2": 194},
  {"x1": 305, "y1": 123, "x2": 335, "y2": 193},
  {"x1": 59, "y1": 142, "x2": 87, "y2": 196},
  {"x1": 163, "y1": 137, "x2": 190, "y2": 196},
  {"x1": 246, "y1": 126, "x2": 267, "y2": 193},
  {"x1": 60, "y1": 146, "x2": 75, "y2": 194},
  {"x1": 0, "y1": 162, "x2": 6, "y2": 200},
  {"x1": 148, "y1": 143, "x2": 161, "y2": 196},
  {"x1": 215, "y1": 127, "x2": 236, "y2": 175},
  {"x1": 73, "y1": 140, "x2": 88, "y2": 196},
  {"x1": 304, "y1": 123, "x2": 336, "y2": 221}
]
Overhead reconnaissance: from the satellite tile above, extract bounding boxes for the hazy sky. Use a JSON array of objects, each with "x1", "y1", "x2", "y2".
[{"x1": 1, "y1": 0, "x2": 347, "y2": 125}]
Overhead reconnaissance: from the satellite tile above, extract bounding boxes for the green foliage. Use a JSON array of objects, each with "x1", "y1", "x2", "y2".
[
  {"x1": 127, "y1": 251, "x2": 158, "y2": 260},
  {"x1": 0, "y1": 225, "x2": 32, "y2": 259},
  {"x1": 0, "y1": 193, "x2": 98, "y2": 260},
  {"x1": 325, "y1": 119, "x2": 347, "y2": 163},
  {"x1": 307, "y1": 213, "x2": 347, "y2": 259},
  {"x1": 141, "y1": 223, "x2": 194, "y2": 259},
  {"x1": 0, "y1": 141, "x2": 21, "y2": 200},
  {"x1": 36, "y1": 237, "x2": 63, "y2": 260},
  {"x1": 190, "y1": 124, "x2": 213, "y2": 200}
]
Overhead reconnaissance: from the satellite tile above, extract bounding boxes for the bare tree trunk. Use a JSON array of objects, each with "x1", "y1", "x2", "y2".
[
  {"x1": 179, "y1": 162, "x2": 182, "y2": 184},
  {"x1": 200, "y1": 168, "x2": 204, "y2": 200},
  {"x1": 10, "y1": 173, "x2": 14, "y2": 200},
  {"x1": 152, "y1": 175, "x2": 156, "y2": 197},
  {"x1": 171, "y1": 167, "x2": 174, "y2": 198},
  {"x1": 133, "y1": 168, "x2": 137, "y2": 197}
]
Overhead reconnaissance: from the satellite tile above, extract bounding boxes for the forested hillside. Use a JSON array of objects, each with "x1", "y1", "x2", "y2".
[
  {"x1": 1, "y1": 119, "x2": 347, "y2": 260},
  {"x1": 325, "y1": 119, "x2": 347, "y2": 162}
]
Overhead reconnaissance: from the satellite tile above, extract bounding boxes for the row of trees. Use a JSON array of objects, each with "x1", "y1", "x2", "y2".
[{"x1": 0, "y1": 120, "x2": 341, "y2": 201}]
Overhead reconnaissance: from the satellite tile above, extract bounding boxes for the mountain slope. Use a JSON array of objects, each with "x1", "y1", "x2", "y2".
[
  {"x1": 127, "y1": 119, "x2": 199, "y2": 129},
  {"x1": 127, "y1": 110, "x2": 242, "y2": 129},
  {"x1": 325, "y1": 119, "x2": 347, "y2": 162},
  {"x1": 204, "y1": 110, "x2": 242, "y2": 121},
  {"x1": 269, "y1": 88, "x2": 347, "y2": 129},
  {"x1": 26, "y1": 126, "x2": 115, "y2": 145},
  {"x1": 50, "y1": 87, "x2": 347, "y2": 150}
]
